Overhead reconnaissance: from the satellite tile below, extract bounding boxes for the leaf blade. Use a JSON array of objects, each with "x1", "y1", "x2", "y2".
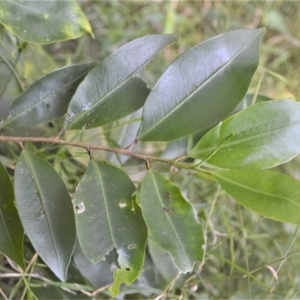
[
  {"x1": 0, "y1": 1, "x2": 92, "y2": 44},
  {"x1": 189, "y1": 100, "x2": 300, "y2": 169},
  {"x1": 14, "y1": 150, "x2": 76, "y2": 281},
  {"x1": 140, "y1": 170, "x2": 204, "y2": 273},
  {"x1": 65, "y1": 34, "x2": 178, "y2": 130},
  {"x1": 214, "y1": 168, "x2": 300, "y2": 225},
  {"x1": 0, "y1": 162, "x2": 24, "y2": 268},
  {"x1": 137, "y1": 28, "x2": 265, "y2": 141},
  {"x1": 0, "y1": 62, "x2": 97, "y2": 129},
  {"x1": 73, "y1": 160, "x2": 147, "y2": 296}
]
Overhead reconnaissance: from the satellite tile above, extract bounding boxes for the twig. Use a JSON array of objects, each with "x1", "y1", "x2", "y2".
[
  {"x1": 0, "y1": 288, "x2": 8, "y2": 300},
  {"x1": 0, "y1": 135, "x2": 213, "y2": 178}
]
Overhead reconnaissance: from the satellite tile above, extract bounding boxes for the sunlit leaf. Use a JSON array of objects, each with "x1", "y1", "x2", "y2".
[
  {"x1": 73, "y1": 160, "x2": 147, "y2": 296},
  {"x1": 65, "y1": 34, "x2": 178, "y2": 130},
  {"x1": 214, "y1": 168, "x2": 300, "y2": 225},
  {"x1": 137, "y1": 28, "x2": 265, "y2": 141},
  {"x1": 189, "y1": 100, "x2": 300, "y2": 169},
  {"x1": 0, "y1": 62, "x2": 97, "y2": 130},
  {"x1": 140, "y1": 170, "x2": 204, "y2": 273},
  {"x1": 0, "y1": 162, "x2": 24, "y2": 268},
  {"x1": 14, "y1": 150, "x2": 76, "y2": 281},
  {"x1": 0, "y1": 1, "x2": 93, "y2": 43},
  {"x1": 23, "y1": 43, "x2": 58, "y2": 84}
]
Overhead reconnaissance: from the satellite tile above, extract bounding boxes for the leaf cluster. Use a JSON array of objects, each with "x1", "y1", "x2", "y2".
[{"x1": 0, "y1": 2, "x2": 299, "y2": 299}]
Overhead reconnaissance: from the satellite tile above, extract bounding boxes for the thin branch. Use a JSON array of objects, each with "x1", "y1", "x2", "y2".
[{"x1": 0, "y1": 135, "x2": 213, "y2": 178}]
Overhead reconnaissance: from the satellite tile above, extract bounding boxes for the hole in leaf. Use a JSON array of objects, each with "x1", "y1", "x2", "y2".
[
  {"x1": 74, "y1": 202, "x2": 85, "y2": 213},
  {"x1": 125, "y1": 267, "x2": 130, "y2": 272},
  {"x1": 106, "y1": 247, "x2": 120, "y2": 272},
  {"x1": 163, "y1": 207, "x2": 175, "y2": 214},
  {"x1": 128, "y1": 244, "x2": 136, "y2": 250},
  {"x1": 119, "y1": 199, "x2": 126, "y2": 208},
  {"x1": 166, "y1": 192, "x2": 171, "y2": 202}
]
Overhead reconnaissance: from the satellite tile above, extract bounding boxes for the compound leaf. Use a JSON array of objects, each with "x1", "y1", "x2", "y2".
[
  {"x1": 65, "y1": 34, "x2": 178, "y2": 130},
  {"x1": 189, "y1": 100, "x2": 300, "y2": 169},
  {"x1": 0, "y1": 162, "x2": 24, "y2": 268},
  {"x1": 0, "y1": 1, "x2": 92, "y2": 43},
  {"x1": 0, "y1": 62, "x2": 97, "y2": 130},
  {"x1": 73, "y1": 160, "x2": 147, "y2": 297},
  {"x1": 140, "y1": 170, "x2": 204, "y2": 273},
  {"x1": 14, "y1": 150, "x2": 76, "y2": 281},
  {"x1": 214, "y1": 168, "x2": 300, "y2": 225},
  {"x1": 137, "y1": 28, "x2": 265, "y2": 141}
]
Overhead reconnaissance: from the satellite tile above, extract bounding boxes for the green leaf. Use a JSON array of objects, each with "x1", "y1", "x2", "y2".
[
  {"x1": 65, "y1": 34, "x2": 178, "y2": 130},
  {"x1": 24, "y1": 44, "x2": 58, "y2": 84},
  {"x1": 14, "y1": 150, "x2": 76, "y2": 281},
  {"x1": 73, "y1": 160, "x2": 147, "y2": 296},
  {"x1": 73, "y1": 241, "x2": 114, "y2": 288},
  {"x1": 189, "y1": 100, "x2": 300, "y2": 169},
  {"x1": 68, "y1": 77, "x2": 150, "y2": 130},
  {"x1": 0, "y1": 1, "x2": 93, "y2": 44},
  {"x1": 0, "y1": 62, "x2": 97, "y2": 130},
  {"x1": 0, "y1": 162, "x2": 24, "y2": 268},
  {"x1": 137, "y1": 28, "x2": 265, "y2": 141},
  {"x1": 140, "y1": 170, "x2": 205, "y2": 273},
  {"x1": 214, "y1": 168, "x2": 300, "y2": 225}
]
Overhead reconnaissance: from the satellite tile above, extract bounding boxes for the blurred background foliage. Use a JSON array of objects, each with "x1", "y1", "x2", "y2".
[{"x1": 1, "y1": 1, "x2": 300, "y2": 299}]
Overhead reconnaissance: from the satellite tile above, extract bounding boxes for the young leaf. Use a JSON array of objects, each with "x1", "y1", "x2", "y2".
[
  {"x1": 0, "y1": 162, "x2": 24, "y2": 268},
  {"x1": 189, "y1": 100, "x2": 300, "y2": 169},
  {"x1": 214, "y1": 168, "x2": 300, "y2": 225},
  {"x1": 140, "y1": 170, "x2": 205, "y2": 273},
  {"x1": 73, "y1": 160, "x2": 147, "y2": 297},
  {"x1": 0, "y1": 62, "x2": 97, "y2": 130},
  {"x1": 14, "y1": 150, "x2": 76, "y2": 281},
  {"x1": 0, "y1": 1, "x2": 93, "y2": 44},
  {"x1": 65, "y1": 34, "x2": 178, "y2": 130},
  {"x1": 137, "y1": 28, "x2": 265, "y2": 141}
]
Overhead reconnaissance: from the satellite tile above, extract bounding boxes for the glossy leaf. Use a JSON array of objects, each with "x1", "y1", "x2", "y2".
[
  {"x1": 189, "y1": 100, "x2": 300, "y2": 169},
  {"x1": 0, "y1": 62, "x2": 97, "y2": 130},
  {"x1": 0, "y1": 162, "x2": 24, "y2": 268},
  {"x1": 14, "y1": 150, "x2": 76, "y2": 281},
  {"x1": 65, "y1": 34, "x2": 178, "y2": 130},
  {"x1": 137, "y1": 28, "x2": 265, "y2": 141},
  {"x1": 0, "y1": 1, "x2": 92, "y2": 44},
  {"x1": 73, "y1": 160, "x2": 147, "y2": 296},
  {"x1": 214, "y1": 168, "x2": 300, "y2": 225},
  {"x1": 68, "y1": 77, "x2": 150, "y2": 130},
  {"x1": 140, "y1": 170, "x2": 205, "y2": 273}
]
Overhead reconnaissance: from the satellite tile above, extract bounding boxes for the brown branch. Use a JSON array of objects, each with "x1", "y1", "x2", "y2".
[{"x1": 0, "y1": 135, "x2": 213, "y2": 178}]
